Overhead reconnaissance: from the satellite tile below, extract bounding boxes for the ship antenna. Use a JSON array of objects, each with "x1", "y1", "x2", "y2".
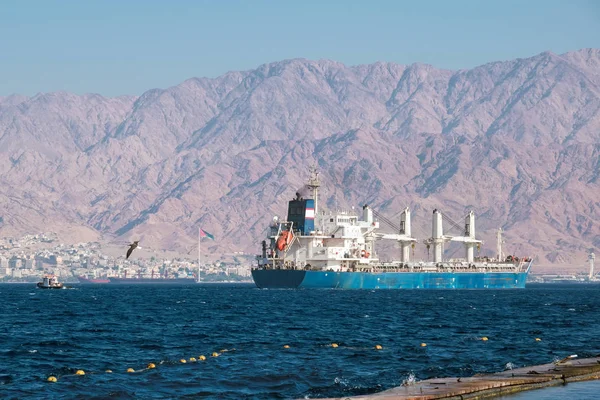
[{"x1": 307, "y1": 165, "x2": 320, "y2": 216}]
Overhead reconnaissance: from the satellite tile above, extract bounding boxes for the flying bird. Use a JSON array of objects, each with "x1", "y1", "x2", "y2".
[{"x1": 126, "y1": 241, "x2": 139, "y2": 259}]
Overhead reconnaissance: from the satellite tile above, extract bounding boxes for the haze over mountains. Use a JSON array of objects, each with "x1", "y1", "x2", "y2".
[{"x1": 1, "y1": 49, "x2": 599, "y2": 267}]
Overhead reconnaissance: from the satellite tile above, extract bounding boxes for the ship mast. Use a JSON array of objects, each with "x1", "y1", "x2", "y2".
[
  {"x1": 497, "y1": 228, "x2": 505, "y2": 261},
  {"x1": 307, "y1": 166, "x2": 320, "y2": 218}
]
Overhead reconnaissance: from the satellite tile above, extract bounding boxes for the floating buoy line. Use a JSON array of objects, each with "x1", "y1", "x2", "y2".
[{"x1": 45, "y1": 338, "x2": 544, "y2": 382}]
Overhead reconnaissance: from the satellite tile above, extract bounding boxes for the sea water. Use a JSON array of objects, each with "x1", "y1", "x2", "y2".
[{"x1": 1, "y1": 283, "x2": 599, "y2": 399}]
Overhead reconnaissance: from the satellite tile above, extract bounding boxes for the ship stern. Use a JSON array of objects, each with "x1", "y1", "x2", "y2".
[{"x1": 251, "y1": 269, "x2": 306, "y2": 288}]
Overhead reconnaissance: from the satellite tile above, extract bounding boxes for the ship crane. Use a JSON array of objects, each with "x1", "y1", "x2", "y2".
[
  {"x1": 372, "y1": 207, "x2": 417, "y2": 262},
  {"x1": 423, "y1": 209, "x2": 482, "y2": 263}
]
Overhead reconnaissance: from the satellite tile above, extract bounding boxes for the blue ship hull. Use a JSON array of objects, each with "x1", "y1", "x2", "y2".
[{"x1": 251, "y1": 269, "x2": 528, "y2": 289}]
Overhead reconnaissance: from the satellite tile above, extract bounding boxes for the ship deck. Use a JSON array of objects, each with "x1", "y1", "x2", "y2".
[{"x1": 317, "y1": 356, "x2": 600, "y2": 399}]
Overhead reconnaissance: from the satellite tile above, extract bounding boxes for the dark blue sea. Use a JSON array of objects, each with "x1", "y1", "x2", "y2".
[{"x1": 2, "y1": 283, "x2": 600, "y2": 399}]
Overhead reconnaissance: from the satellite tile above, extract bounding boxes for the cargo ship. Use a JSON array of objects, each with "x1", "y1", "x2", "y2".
[{"x1": 252, "y1": 168, "x2": 532, "y2": 289}]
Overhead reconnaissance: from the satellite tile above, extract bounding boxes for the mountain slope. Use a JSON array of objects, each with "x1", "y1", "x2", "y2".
[{"x1": 1, "y1": 49, "x2": 599, "y2": 267}]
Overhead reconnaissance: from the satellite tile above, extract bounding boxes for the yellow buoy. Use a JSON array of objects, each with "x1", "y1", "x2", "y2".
[
  {"x1": 283, "y1": 345, "x2": 290, "y2": 349},
  {"x1": 199, "y1": 355, "x2": 206, "y2": 361},
  {"x1": 47, "y1": 376, "x2": 57, "y2": 382},
  {"x1": 420, "y1": 343, "x2": 427, "y2": 347},
  {"x1": 375, "y1": 344, "x2": 383, "y2": 350},
  {"x1": 127, "y1": 368, "x2": 135, "y2": 373},
  {"x1": 105, "y1": 370, "x2": 113, "y2": 373},
  {"x1": 190, "y1": 357, "x2": 197, "y2": 362},
  {"x1": 331, "y1": 343, "x2": 338, "y2": 348},
  {"x1": 75, "y1": 370, "x2": 85, "y2": 376},
  {"x1": 180, "y1": 359, "x2": 187, "y2": 364},
  {"x1": 211, "y1": 352, "x2": 219, "y2": 357},
  {"x1": 147, "y1": 363, "x2": 156, "y2": 369},
  {"x1": 481, "y1": 337, "x2": 489, "y2": 341},
  {"x1": 535, "y1": 338, "x2": 542, "y2": 342}
]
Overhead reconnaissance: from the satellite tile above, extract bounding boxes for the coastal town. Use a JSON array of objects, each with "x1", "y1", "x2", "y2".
[
  {"x1": 0, "y1": 233, "x2": 252, "y2": 283},
  {"x1": 1, "y1": 232, "x2": 596, "y2": 285}
]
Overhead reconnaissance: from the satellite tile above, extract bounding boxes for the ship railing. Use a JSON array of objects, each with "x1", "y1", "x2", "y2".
[
  {"x1": 368, "y1": 263, "x2": 411, "y2": 272},
  {"x1": 367, "y1": 262, "x2": 523, "y2": 273},
  {"x1": 297, "y1": 262, "x2": 525, "y2": 274},
  {"x1": 257, "y1": 260, "x2": 305, "y2": 270}
]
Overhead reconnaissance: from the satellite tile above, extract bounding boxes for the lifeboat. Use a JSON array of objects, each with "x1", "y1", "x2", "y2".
[{"x1": 276, "y1": 230, "x2": 294, "y2": 251}]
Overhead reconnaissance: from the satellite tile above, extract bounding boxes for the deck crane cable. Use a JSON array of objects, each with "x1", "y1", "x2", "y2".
[
  {"x1": 441, "y1": 212, "x2": 468, "y2": 235},
  {"x1": 384, "y1": 208, "x2": 429, "y2": 239},
  {"x1": 441, "y1": 214, "x2": 463, "y2": 234},
  {"x1": 370, "y1": 208, "x2": 401, "y2": 233},
  {"x1": 410, "y1": 218, "x2": 429, "y2": 240},
  {"x1": 372, "y1": 207, "x2": 471, "y2": 239}
]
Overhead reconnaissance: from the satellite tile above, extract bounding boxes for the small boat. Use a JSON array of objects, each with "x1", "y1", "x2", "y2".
[{"x1": 36, "y1": 274, "x2": 64, "y2": 289}]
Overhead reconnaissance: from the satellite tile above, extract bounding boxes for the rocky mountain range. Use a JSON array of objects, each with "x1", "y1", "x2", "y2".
[{"x1": 1, "y1": 49, "x2": 599, "y2": 268}]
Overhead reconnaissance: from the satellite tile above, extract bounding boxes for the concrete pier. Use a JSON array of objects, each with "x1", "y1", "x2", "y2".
[{"x1": 322, "y1": 356, "x2": 600, "y2": 399}]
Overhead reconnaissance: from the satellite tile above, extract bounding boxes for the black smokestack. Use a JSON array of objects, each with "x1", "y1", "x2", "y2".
[{"x1": 297, "y1": 184, "x2": 310, "y2": 198}]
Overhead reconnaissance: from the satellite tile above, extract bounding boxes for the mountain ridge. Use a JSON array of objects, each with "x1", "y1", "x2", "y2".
[{"x1": 1, "y1": 49, "x2": 599, "y2": 267}]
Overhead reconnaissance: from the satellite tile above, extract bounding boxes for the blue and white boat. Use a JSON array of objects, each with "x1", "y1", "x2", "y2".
[{"x1": 252, "y1": 168, "x2": 532, "y2": 289}]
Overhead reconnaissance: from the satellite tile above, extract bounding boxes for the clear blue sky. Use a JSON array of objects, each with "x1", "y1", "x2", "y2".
[{"x1": 1, "y1": 0, "x2": 599, "y2": 97}]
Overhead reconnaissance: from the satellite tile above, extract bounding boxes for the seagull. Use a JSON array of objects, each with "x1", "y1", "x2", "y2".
[{"x1": 126, "y1": 241, "x2": 140, "y2": 259}]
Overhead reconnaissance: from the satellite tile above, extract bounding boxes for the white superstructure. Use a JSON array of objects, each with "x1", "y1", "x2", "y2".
[{"x1": 257, "y1": 170, "x2": 531, "y2": 276}]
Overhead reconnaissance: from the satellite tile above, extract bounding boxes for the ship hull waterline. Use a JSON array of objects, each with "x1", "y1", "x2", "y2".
[
  {"x1": 251, "y1": 269, "x2": 528, "y2": 289},
  {"x1": 36, "y1": 284, "x2": 65, "y2": 289}
]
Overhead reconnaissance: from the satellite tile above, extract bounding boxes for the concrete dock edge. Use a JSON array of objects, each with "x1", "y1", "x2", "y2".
[{"x1": 319, "y1": 356, "x2": 600, "y2": 400}]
